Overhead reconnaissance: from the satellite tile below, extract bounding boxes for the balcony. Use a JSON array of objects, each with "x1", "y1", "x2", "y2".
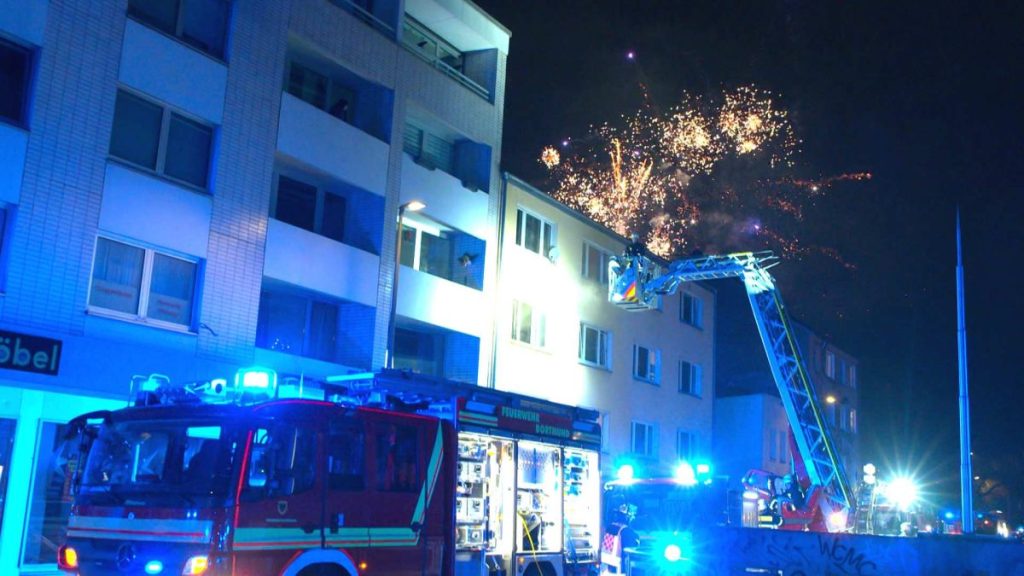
[
  {"x1": 397, "y1": 266, "x2": 486, "y2": 338},
  {"x1": 400, "y1": 154, "x2": 489, "y2": 239},
  {"x1": 400, "y1": 14, "x2": 491, "y2": 100},
  {"x1": 277, "y1": 92, "x2": 389, "y2": 196}
]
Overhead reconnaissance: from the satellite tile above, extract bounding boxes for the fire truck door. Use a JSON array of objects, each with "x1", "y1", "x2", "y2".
[{"x1": 233, "y1": 421, "x2": 324, "y2": 571}]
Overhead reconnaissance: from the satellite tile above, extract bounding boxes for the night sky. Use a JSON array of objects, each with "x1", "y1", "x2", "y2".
[{"x1": 475, "y1": 0, "x2": 1024, "y2": 507}]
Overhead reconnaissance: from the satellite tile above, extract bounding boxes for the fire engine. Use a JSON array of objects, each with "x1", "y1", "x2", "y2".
[
  {"x1": 57, "y1": 368, "x2": 602, "y2": 576},
  {"x1": 607, "y1": 245, "x2": 852, "y2": 535}
]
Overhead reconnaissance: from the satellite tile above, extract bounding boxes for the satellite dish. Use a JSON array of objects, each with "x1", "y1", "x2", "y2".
[{"x1": 547, "y1": 245, "x2": 560, "y2": 263}]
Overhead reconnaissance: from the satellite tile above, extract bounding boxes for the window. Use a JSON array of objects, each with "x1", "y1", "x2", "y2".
[
  {"x1": 633, "y1": 345, "x2": 660, "y2": 384},
  {"x1": 836, "y1": 359, "x2": 847, "y2": 385},
  {"x1": 676, "y1": 430, "x2": 695, "y2": 461},
  {"x1": 110, "y1": 89, "x2": 214, "y2": 189},
  {"x1": 849, "y1": 409, "x2": 858, "y2": 433},
  {"x1": 127, "y1": 0, "x2": 230, "y2": 58},
  {"x1": 679, "y1": 360, "x2": 702, "y2": 397},
  {"x1": 579, "y1": 323, "x2": 610, "y2": 369},
  {"x1": 680, "y1": 292, "x2": 703, "y2": 328},
  {"x1": 0, "y1": 37, "x2": 31, "y2": 126},
  {"x1": 244, "y1": 425, "x2": 316, "y2": 499},
  {"x1": 630, "y1": 421, "x2": 656, "y2": 457},
  {"x1": 287, "y1": 61, "x2": 355, "y2": 122},
  {"x1": 848, "y1": 364, "x2": 857, "y2": 388},
  {"x1": 256, "y1": 289, "x2": 339, "y2": 362},
  {"x1": 89, "y1": 237, "x2": 198, "y2": 328},
  {"x1": 403, "y1": 122, "x2": 454, "y2": 173},
  {"x1": 512, "y1": 300, "x2": 546, "y2": 348},
  {"x1": 23, "y1": 423, "x2": 76, "y2": 565},
  {"x1": 825, "y1": 350, "x2": 836, "y2": 379},
  {"x1": 375, "y1": 423, "x2": 419, "y2": 492},
  {"x1": 327, "y1": 424, "x2": 365, "y2": 491},
  {"x1": 839, "y1": 407, "x2": 850, "y2": 432},
  {"x1": 581, "y1": 242, "x2": 610, "y2": 284},
  {"x1": 273, "y1": 175, "x2": 347, "y2": 243},
  {"x1": 515, "y1": 208, "x2": 555, "y2": 259}
]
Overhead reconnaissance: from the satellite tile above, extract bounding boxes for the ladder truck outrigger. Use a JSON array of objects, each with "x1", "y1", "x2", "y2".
[{"x1": 607, "y1": 242, "x2": 853, "y2": 535}]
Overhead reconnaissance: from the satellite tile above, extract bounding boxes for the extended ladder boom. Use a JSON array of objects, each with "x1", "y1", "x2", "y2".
[{"x1": 609, "y1": 250, "x2": 852, "y2": 522}]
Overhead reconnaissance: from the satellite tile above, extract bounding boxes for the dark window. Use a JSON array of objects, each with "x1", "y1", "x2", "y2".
[
  {"x1": 128, "y1": 0, "x2": 230, "y2": 59},
  {"x1": 327, "y1": 424, "x2": 365, "y2": 491},
  {"x1": 275, "y1": 176, "x2": 317, "y2": 231},
  {"x1": 256, "y1": 289, "x2": 340, "y2": 362},
  {"x1": 244, "y1": 424, "x2": 316, "y2": 500},
  {"x1": 0, "y1": 38, "x2": 31, "y2": 126},
  {"x1": 287, "y1": 62, "x2": 328, "y2": 110},
  {"x1": 375, "y1": 424, "x2": 419, "y2": 492},
  {"x1": 680, "y1": 293, "x2": 703, "y2": 328},
  {"x1": 322, "y1": 193, "x2": 347, "y2": 242},
  {"x1": 110, "y1": 89, "x2": 214, "y2": 189}
]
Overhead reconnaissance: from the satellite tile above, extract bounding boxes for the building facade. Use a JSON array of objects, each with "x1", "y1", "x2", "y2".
[
  {"x1": 496, "y1": 175, "x2": 717, "y2": 479},
  {"x1": 0, "y1": 0, "x2": 508, "y2": 571}
]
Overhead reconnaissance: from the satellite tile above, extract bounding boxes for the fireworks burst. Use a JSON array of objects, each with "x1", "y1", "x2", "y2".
[{"x1": 540, "y1": 85, "x2": 866, "y2": 262}]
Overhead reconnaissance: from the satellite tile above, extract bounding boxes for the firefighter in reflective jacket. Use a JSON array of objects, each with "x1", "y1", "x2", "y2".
[{"x1": 601, "y1": 504, "x2": 639, "y2": 574}]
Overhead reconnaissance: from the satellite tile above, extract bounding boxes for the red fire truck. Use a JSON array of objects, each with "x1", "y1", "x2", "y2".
[{"x1": 57, "y1": 369, "x2": 602, "y2": 576}]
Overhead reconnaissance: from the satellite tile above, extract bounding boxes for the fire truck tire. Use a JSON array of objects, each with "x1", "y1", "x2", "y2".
[{"x1": 296, "y1": 564, "x2": 348, "y2": 576}]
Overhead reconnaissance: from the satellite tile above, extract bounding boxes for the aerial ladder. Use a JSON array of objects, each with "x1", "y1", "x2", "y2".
[{"x1": 607, "y1": 246, "x2": 853, "y2": 532}]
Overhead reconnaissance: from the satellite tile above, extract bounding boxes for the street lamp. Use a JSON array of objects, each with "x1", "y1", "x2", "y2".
[{"x1": 387, "y1": 200, "x2": 426, "y2": 368}]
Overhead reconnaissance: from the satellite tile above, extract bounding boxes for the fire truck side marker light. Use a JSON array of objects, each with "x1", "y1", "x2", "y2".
[
  {"x1": 144, "y1": 559, "x2": 163, "y2": 574},
  {"x1": 182, "y1": 555, "x2": 208, "y2": 575},
  {"x1": 59, "y1": 545, "x2": 78, "y2": 569}
]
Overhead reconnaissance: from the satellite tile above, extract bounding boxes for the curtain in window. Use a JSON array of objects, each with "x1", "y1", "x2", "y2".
[
  {"x1": 148, "y1": 254, "x2": 196, "y2": 326},
  {"x1": 90, "y1": 238, "x2": 144, "y2": 314}
]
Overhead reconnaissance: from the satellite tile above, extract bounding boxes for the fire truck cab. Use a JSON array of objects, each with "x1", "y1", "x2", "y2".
[{"x1": 57, "y1": 369, "x2": 602, "y2": 576}]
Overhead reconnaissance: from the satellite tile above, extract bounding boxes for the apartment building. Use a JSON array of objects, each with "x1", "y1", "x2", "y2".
[
  {"x1": 496, "y1": 175, "x2": 717, "y2": 479},
  {"x1": 713, "y1": 281, "x2": 860, "y2": 489},
  {"x1": 0, "y1": 0, "x2": 507, "y2": 571}
]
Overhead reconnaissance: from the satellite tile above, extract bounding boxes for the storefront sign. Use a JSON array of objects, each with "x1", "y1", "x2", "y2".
[
  {"x1": 0, "y1": 329, "x2": 62, "y2": 375},
  {"x1": 457, "y1": 398, "x2": 600, "y2": 447}
]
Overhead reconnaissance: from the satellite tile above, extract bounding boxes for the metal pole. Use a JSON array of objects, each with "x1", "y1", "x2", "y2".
[
  {"x1": 956, "y1": 207, "x2": 974, "y2": 533},
  {"x1": 387, "y1": 206, "x2": 405, "y2": 369}
]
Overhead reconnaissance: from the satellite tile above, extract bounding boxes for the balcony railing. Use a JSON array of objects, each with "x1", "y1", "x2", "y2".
[{"x1": 401, "y1": 15, "x2": 489, "y2": 100}]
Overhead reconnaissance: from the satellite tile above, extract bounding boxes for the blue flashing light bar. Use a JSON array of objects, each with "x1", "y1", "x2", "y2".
[
  {"x1": 144, "y1": 560, "x2": 164, "y2": 574},
  {"x1": 235, "y1": 367, "x2": 278, "y2": 398},
  {"x1": 616, "y1": 464, "x2": 635, "y2": 482}
]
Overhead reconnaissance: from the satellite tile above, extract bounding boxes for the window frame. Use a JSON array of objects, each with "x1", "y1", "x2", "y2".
[
  {"x1": 578, "y1": 322, "x2": 611, "y2": 369},
  {"x1": 825, "y1": 349, "x2": 836, "y2": 379},
  {"x1": 680, "y1": 292, "x2": 703, "y2": 328},
  {"x1": 581, "y1": 241, "x2": 611, "y2": 284},
  {"x1": 632, "y1": 344, "x2": 660, "y2": 385},
  {"x1": 678, "y1": 360, "x2": 702, "y2": 397},
  {"x1": 87, "y1": 236, "x2": 200, "y2": 331},
  {"x1": 126, "y1": 0, "x2": 231, "y2": 60},
  {"x1": 0, "y1": 36, "x2": 32, "y2": 128},
  {"x1": 255, "y1": 288, "x2": 341, "y2": 362},
  {"x1": 272, "y1": 173, "x2": 347, "y2": 243},
  {"x1": 676, "y1": 429, "x2": 695, "y2": 461},
  {"x1": 286, "y1": 59, "x2": 356, "y2": 123},
  {"x1": 515, "y1": 207, "x2": 556, "y2": 260},
  {"x1": 110, "y1": 88, "x2": 215, "y2": 191},
  {"x1": 511, "y1": 299, "x2": 546, "y2": 348},
  {"x1": 630, "y1": 421, "x2": 656, "y2": 458}
]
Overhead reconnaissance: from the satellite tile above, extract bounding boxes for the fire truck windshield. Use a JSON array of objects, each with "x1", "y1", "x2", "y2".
[{"x1": 79, "y1": 419, "x2": 234, "y2": 505}]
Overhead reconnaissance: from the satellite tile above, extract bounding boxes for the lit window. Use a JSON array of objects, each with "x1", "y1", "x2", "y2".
[
  {"x1": 680, "y1": 292, "x2": 703, "y2": 328},
  {"x1": 676, "y1": 430, "x2": 695, "y2": 461},
  {"x1": 579, "y1": 323, "x2": 610, "y2": 369},
  {"x1": 127, "y1": 0, "x2": 230, "y2": 58},
  {"x1": 633, "y1": 345, "x2": 660, "y2": 384},
  {"x1": 825, "y1": 350, "x2": 836, "y2": 379},
  {"x1": 581, "y1": 242, "x2": 611, "y2": 284},
  {"x1": 515, "y1": 208, "x2": 555, "y2": 259},
  {"x1": 679, "y1": 360, "x2": 702, "y2": 397},
  {"x1": 273, "y1": 175, "x2": 347, "y2": 243},
  {"x1": 89, "y1": 237, "x2": 198, "y2": 328},
  {"x1": 110, "y1": 90, "x2": 214, "y2": 189},
  {"x1": 0, "y1": 37, "x2": 32, "y2": 127},
  {"x1": 511, "y1": 300, "x2": 546, "y2": 348},
  {"x1": 849, "y1": 408, "x2": 857, "y2": 433},
  {"x1": 256, "y1": 289, "x2": 339, "y2": 362},
  {"x1": 398, "y1": 218, "x2": 484, "y2": 289},
  {"x1": 631, "y1": 421, "x2": 656, "y2": 457}
]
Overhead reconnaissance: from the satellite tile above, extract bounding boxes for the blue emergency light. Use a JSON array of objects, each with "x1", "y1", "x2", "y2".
[{"x1": 235, "y1": 366, "x2": 277, "y2": 396}]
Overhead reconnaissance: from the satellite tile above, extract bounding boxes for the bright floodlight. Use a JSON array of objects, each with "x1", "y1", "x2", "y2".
[
  {"x1": 616, "y1": 464, "x2": 635, "y2": 481},
  {"x1": 663, "y1": 544, "x2": 682, "y2": 562},
  {"x1": 675, "y1": 461, "x2": 697, "y2": 486},
  {"x1": 887, "y1": 477, "x2": 918, "y2": 511}
]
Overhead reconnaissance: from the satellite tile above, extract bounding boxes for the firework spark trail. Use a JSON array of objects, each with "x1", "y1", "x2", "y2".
[{"x1": 542, "y1": 84, "x2": 866, "y2": 262}]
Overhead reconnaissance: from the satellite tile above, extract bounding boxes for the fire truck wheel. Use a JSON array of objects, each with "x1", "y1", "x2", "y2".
[{"x1": 296, "y1": 564, "x2": 349, "y2": 576}]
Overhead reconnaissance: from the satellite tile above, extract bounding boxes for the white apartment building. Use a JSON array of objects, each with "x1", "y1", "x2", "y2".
[
  {"x1": 0, "y1": 0, "x2": 507, "y2": 571},
  {"x1": 496, "y1": 174, "x2": 717, "y2": 479}
]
